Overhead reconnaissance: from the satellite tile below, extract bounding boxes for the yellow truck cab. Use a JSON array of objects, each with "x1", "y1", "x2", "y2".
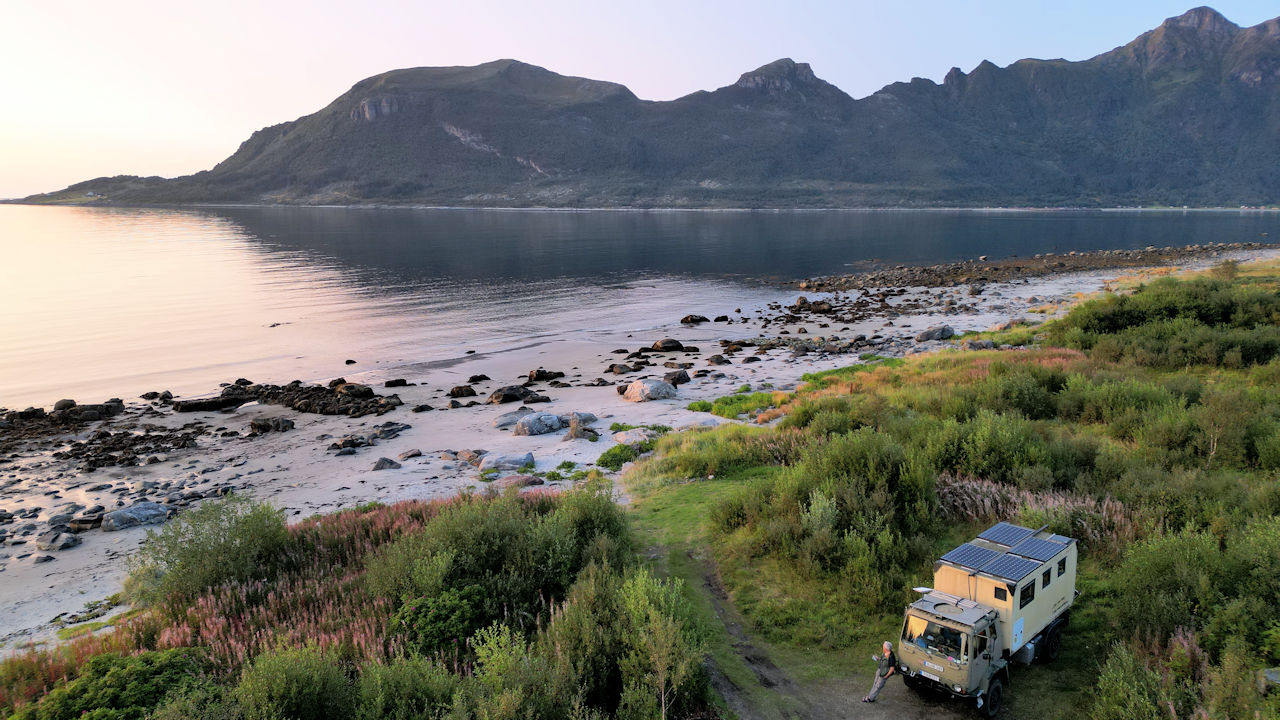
[{"x1": 897, "y1": 522, "x2": 1078, "y2": 716}]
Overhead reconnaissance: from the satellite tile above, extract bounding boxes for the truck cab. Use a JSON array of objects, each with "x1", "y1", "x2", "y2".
[{"x1": 897, "y1": 522, "x2": 1078, "y2": 716}]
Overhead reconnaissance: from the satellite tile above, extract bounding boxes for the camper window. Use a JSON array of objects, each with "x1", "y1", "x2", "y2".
[
  {"x1": 994, "y1": 586, "x2": 1007, "y2": 601},
  {"x1": 1042, "y1": 569, "x2": 1051, "y2": 588},
  {"x1": 1019, "y1": 581, "x2": 1036, "y2": 609},
  {"x1": 1058, "y1": 557, "x2": 1067, "y2": 576}
]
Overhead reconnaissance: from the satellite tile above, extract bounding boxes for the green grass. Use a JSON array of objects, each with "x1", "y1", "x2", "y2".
[{"x1": 54, "y1": 622, "x2": 111, "y2": 642}]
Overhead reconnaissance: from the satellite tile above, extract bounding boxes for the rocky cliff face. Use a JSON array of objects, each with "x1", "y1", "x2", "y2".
[{"x1": 32, "y1": 7, "x2": 1280, "y2": 207}]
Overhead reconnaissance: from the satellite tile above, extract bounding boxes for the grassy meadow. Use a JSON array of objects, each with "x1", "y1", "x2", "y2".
[{"x1": 5, "y1": 259, "x2": 1280, "y2": 719}]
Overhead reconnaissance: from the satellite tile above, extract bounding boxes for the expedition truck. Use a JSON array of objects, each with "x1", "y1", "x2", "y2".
[{"x1": 897, "y1": 522, "x2": 1078, "y2": 716}]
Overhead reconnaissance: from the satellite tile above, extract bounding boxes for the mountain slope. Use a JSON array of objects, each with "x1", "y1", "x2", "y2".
[{"x1": 28, "y1": 7, "x2": 1280, "y2": 207}]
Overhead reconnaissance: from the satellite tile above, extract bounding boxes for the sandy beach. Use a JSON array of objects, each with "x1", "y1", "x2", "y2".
[{"x1": 2, "y1": 243, "x2": 1275, "y2": 654}]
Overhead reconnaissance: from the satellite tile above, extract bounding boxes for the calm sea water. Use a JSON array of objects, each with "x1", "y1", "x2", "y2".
[{"x1": 2, "y1": 205, "x2": 1275, "y2": 409}]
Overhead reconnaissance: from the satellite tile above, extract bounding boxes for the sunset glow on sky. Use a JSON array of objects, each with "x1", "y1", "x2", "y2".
[{"x1": 2, "y1": 0, "x2": 1277, "y2": 199}]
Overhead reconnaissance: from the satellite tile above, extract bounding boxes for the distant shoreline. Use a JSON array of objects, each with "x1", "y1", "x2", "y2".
[{"x1": 4, "y1": 199, "x2": 1280, "y2": 213}]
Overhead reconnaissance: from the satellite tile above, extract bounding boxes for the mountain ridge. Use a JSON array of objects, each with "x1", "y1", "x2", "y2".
[{"x1": 22, "y1": 6, "x2": 1280, "y2": 208}]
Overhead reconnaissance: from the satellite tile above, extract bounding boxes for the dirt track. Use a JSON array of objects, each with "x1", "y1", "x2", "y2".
[{"x1": 696, "y1": 555, "x2": 975, "y2": 720}]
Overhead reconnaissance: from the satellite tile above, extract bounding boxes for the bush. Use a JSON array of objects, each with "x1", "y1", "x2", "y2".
[
  {"x1": 355, "y1": 656, "x2": 457, "y2": 720},
  {"x1": 234, "y1": 645, "x2": 352, "y2": 720},
  {"x1": 597, "y1": 443, "x2": 642, "y2": 471},
  {"x1": 126, "y1": 496, "x2": 289, "y2": 606},
  {"x1": 390, "y1": 584, "x2": 486, "y2": 655},
  {"x1": 11, "y1": 649, "x2": 210, "y2": 720},
  {"x1": 365, "y1": 484, "x2": 630, "y2": 637}
]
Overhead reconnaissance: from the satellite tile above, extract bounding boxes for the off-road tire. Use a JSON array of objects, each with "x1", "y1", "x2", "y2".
[
  {"x1": 1042, "y1": 625, "x2": 1063, "y2": 663},
  {"x1": 982, "y1": 678, "x2": 1003, "y2": 718},
  {"x1": 903, "y1": 674, "x2": 928, "y2": 695}
]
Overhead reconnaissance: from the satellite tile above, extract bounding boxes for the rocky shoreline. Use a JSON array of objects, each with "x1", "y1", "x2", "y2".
[
  {"x1": 2, "y1": 243, "x2": 1278, "y2": 652},
  {"x1": 791, "y1": 240, "x2": 1275, "y2": 291}
]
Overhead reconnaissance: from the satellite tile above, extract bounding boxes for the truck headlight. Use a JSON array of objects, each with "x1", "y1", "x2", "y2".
[{"x1": 953, "y1": 684, "x2": 963, "y2": 693}]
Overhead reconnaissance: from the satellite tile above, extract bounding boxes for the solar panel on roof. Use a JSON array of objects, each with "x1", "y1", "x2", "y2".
[
  {"x1": 979, "y1": 554, "x2": 1042, "y2": 582},
  {"x1": 1049, "y1": 534, "x2": 1075, "y2": 544},
  {"x1": 978, "y1": 522, "x2": 1037, "y2": 547},
  {"x1": 1010, "y1": 537, "x2": 1066, "y2": 562},
  {"x1": 941, "y1": 543, "x2": 1001, "y2": 570}
]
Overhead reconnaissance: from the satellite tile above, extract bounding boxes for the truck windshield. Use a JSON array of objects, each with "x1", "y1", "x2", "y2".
[{"x1": 903, "y1": 615, "x2": 967, "y2": 663}]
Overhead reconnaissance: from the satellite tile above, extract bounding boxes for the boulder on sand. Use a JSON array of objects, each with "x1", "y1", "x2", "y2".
[
  {"x1": 651, "y1": 338, "x2": 684, "y2": 352},
  {"x1": 680, "y1": 314, "x2": 710, "y2": 325},
  {"x1": 493, "y1": 474, "x2": 544, "y2": 490},
  {"x1": 448, "y1": 385, "x2": 478, "y2": 398},
  {"x1": 493, "y1": 406, "x2": 535, "y2": 428},
  {"x1": 479, "y1": 452, "x2": 534, "y2": 472},
  {"x1": 612, "y1": 428, "x2": 656, "y2": 446},
  {"x1": 623, "y1": 379, "x2": 678, "y2": 402},
  {"x1": 663, "y1": 370, "x2": 691, "y2": 386},
  {"x1": 486, "y1": 385, "x2": 536, "y2": 404},
  {"x1": 513, "y1": 412, "x2": 566, "y2": 436},
  {"x1": 372, "y1": 457, "x2": 402, "y2": 471},
  {"x1": 915, "y1": 325, "x2": 955, "y2": 342},
  {"x1": 102, "y1": 502, "x2": 170, "y2": 531}
]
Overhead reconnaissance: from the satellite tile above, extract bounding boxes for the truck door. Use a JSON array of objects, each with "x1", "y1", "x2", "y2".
[{"x1": 971, "y1": 624, "x2": 995, "y2": 693}]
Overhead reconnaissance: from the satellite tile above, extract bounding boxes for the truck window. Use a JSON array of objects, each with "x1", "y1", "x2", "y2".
[
  {"x1": 1019, "y1": 581, "x2": 1036, "y2": 608},
  {"x1": 1058, "y1": 557, "x2": 1067, "y2": 576},
  {"x1": 903, "y1": 616, "x2": 966, "y2": 662},
  {"x1": 994, "y1": 586, "x2": 1007, "y2": 601},
  {"x1": 1042, "y1": 569, "x2": 1051, "y2": 588}
]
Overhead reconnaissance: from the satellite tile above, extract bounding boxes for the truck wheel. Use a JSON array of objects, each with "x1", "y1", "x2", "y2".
[
  {"x1": 1042, "y1": 625, "x2": 1062, "y2": 663},
  {"x1": 982, "y1": 678, "x2": 1003, "y2": 718}
]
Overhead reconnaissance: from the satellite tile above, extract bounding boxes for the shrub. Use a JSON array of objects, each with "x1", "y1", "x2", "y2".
[
  {"x1": 390, "y1": 584, "x2": 486, "y2": 655},
  {"x1": 597, "y1": 443, "x2": 642, "y2": 471},
  {"x1": 11, "y1": 649, "x2": 210, "y2": 720},
  {"x1": 234, "y1": 645, "x2": 353, "y2": 720},
  {"x1": 355, "y1": 656, "x2": 457, "y2": 720},
  {"x1": 126, "y1": 496, "x2": 289, "y2": 606}
]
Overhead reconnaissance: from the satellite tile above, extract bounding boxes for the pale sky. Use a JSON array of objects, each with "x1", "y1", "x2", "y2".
[{"x1": 1, "y1": 0, "x2": 1276, "y2": 199}]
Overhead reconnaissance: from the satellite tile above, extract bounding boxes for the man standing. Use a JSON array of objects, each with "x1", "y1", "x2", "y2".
[{"x1": 862, "y1": 641, "x2": 897, "y2": 703}]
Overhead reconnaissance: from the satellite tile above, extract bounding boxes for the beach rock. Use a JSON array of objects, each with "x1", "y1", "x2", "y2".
[
  {"x1": 457, "y1": 449, "x2": 487, "y2": 466},
  {"x1": 486, "y1": 385, "x2": 536, "y2": 404},
  {"x1": 559, "y1": 411, "x2": 597, "y2": 426},
  {"x1": 493, "y1": 406, "x2": 535, "y2": 428},
  {"x1": 448, "y1": 385, "x2": 478, "y2": 398},
  {"x1": 372, "y1": 457, "x2": 402, "y2": 471},
  {"x1": 612, "y1": 428, "x2": 656, "y2": 446},
  {"x1": 384, "y1": 379, "x2": 410, "y2": 388},
  {"x1": 714, "y1": 315, "x2": 730, "y2": 322},
  {"x1": 623, "y1": 379, "x2": 677, "y2": 402},
  {"x1": 468, "y1": 374, "x2": 491, "y2": 383},
  {"x1": 36, "y1": 531, "x2": 81, "y2": 551},
  {"x1": 651, "y1": 338, "x2": 684, "y2": 352},
  {"x1": 102, "y1": 502, "x2": 169, "y2": 531},
  {"x1": 493, "y1": 474, "x2": 543, "y2": 490},
  {"x1": 528, "y1": 368, "x2": 565, "y2": 382},
  {"x1": 522, "y1": 394, "x2": 551, "y2": 404},
  {"x1": 335, "y1": 383, "x2": 375, "y2": 399},
  {"x1": 680, "y1": 314, "x2": 709, "y2": 325},
  {"x1": 915, "y1": 325, "x2": 955, "y2": 342},
  {"x1": 250, "y1": 417, "x2": 295, "y2": 433},
  {"x1": 663, "y1": 370, "x2": 691, "y2": 386},
  {"x1": 563, "y1": 416, "x2": 599, "y2": 441},
  {"x1": 397, "y1": 449, "x2": 422, "y2": 461},
  {"x1": 513, "y1": 412, "x2": 565, "y2": 436},
  {"x1": 707, "y1": 355, "x2": 731, "y2": 366},
  {"x1": 964, "y1": 339, "x2": 996, "y2": 350},
  {"x1": 53, "y1": 399, "x2": 76, "y2": 412},
  {"x1": 411, "y1": 404, "x2": 434, "y2": 413},
  {"x1": 478, "y1": 452, "x2": 534, "y2": 472},
  {"x1": 608, "y1": 364, "x2": 634, "y2": 375}
]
